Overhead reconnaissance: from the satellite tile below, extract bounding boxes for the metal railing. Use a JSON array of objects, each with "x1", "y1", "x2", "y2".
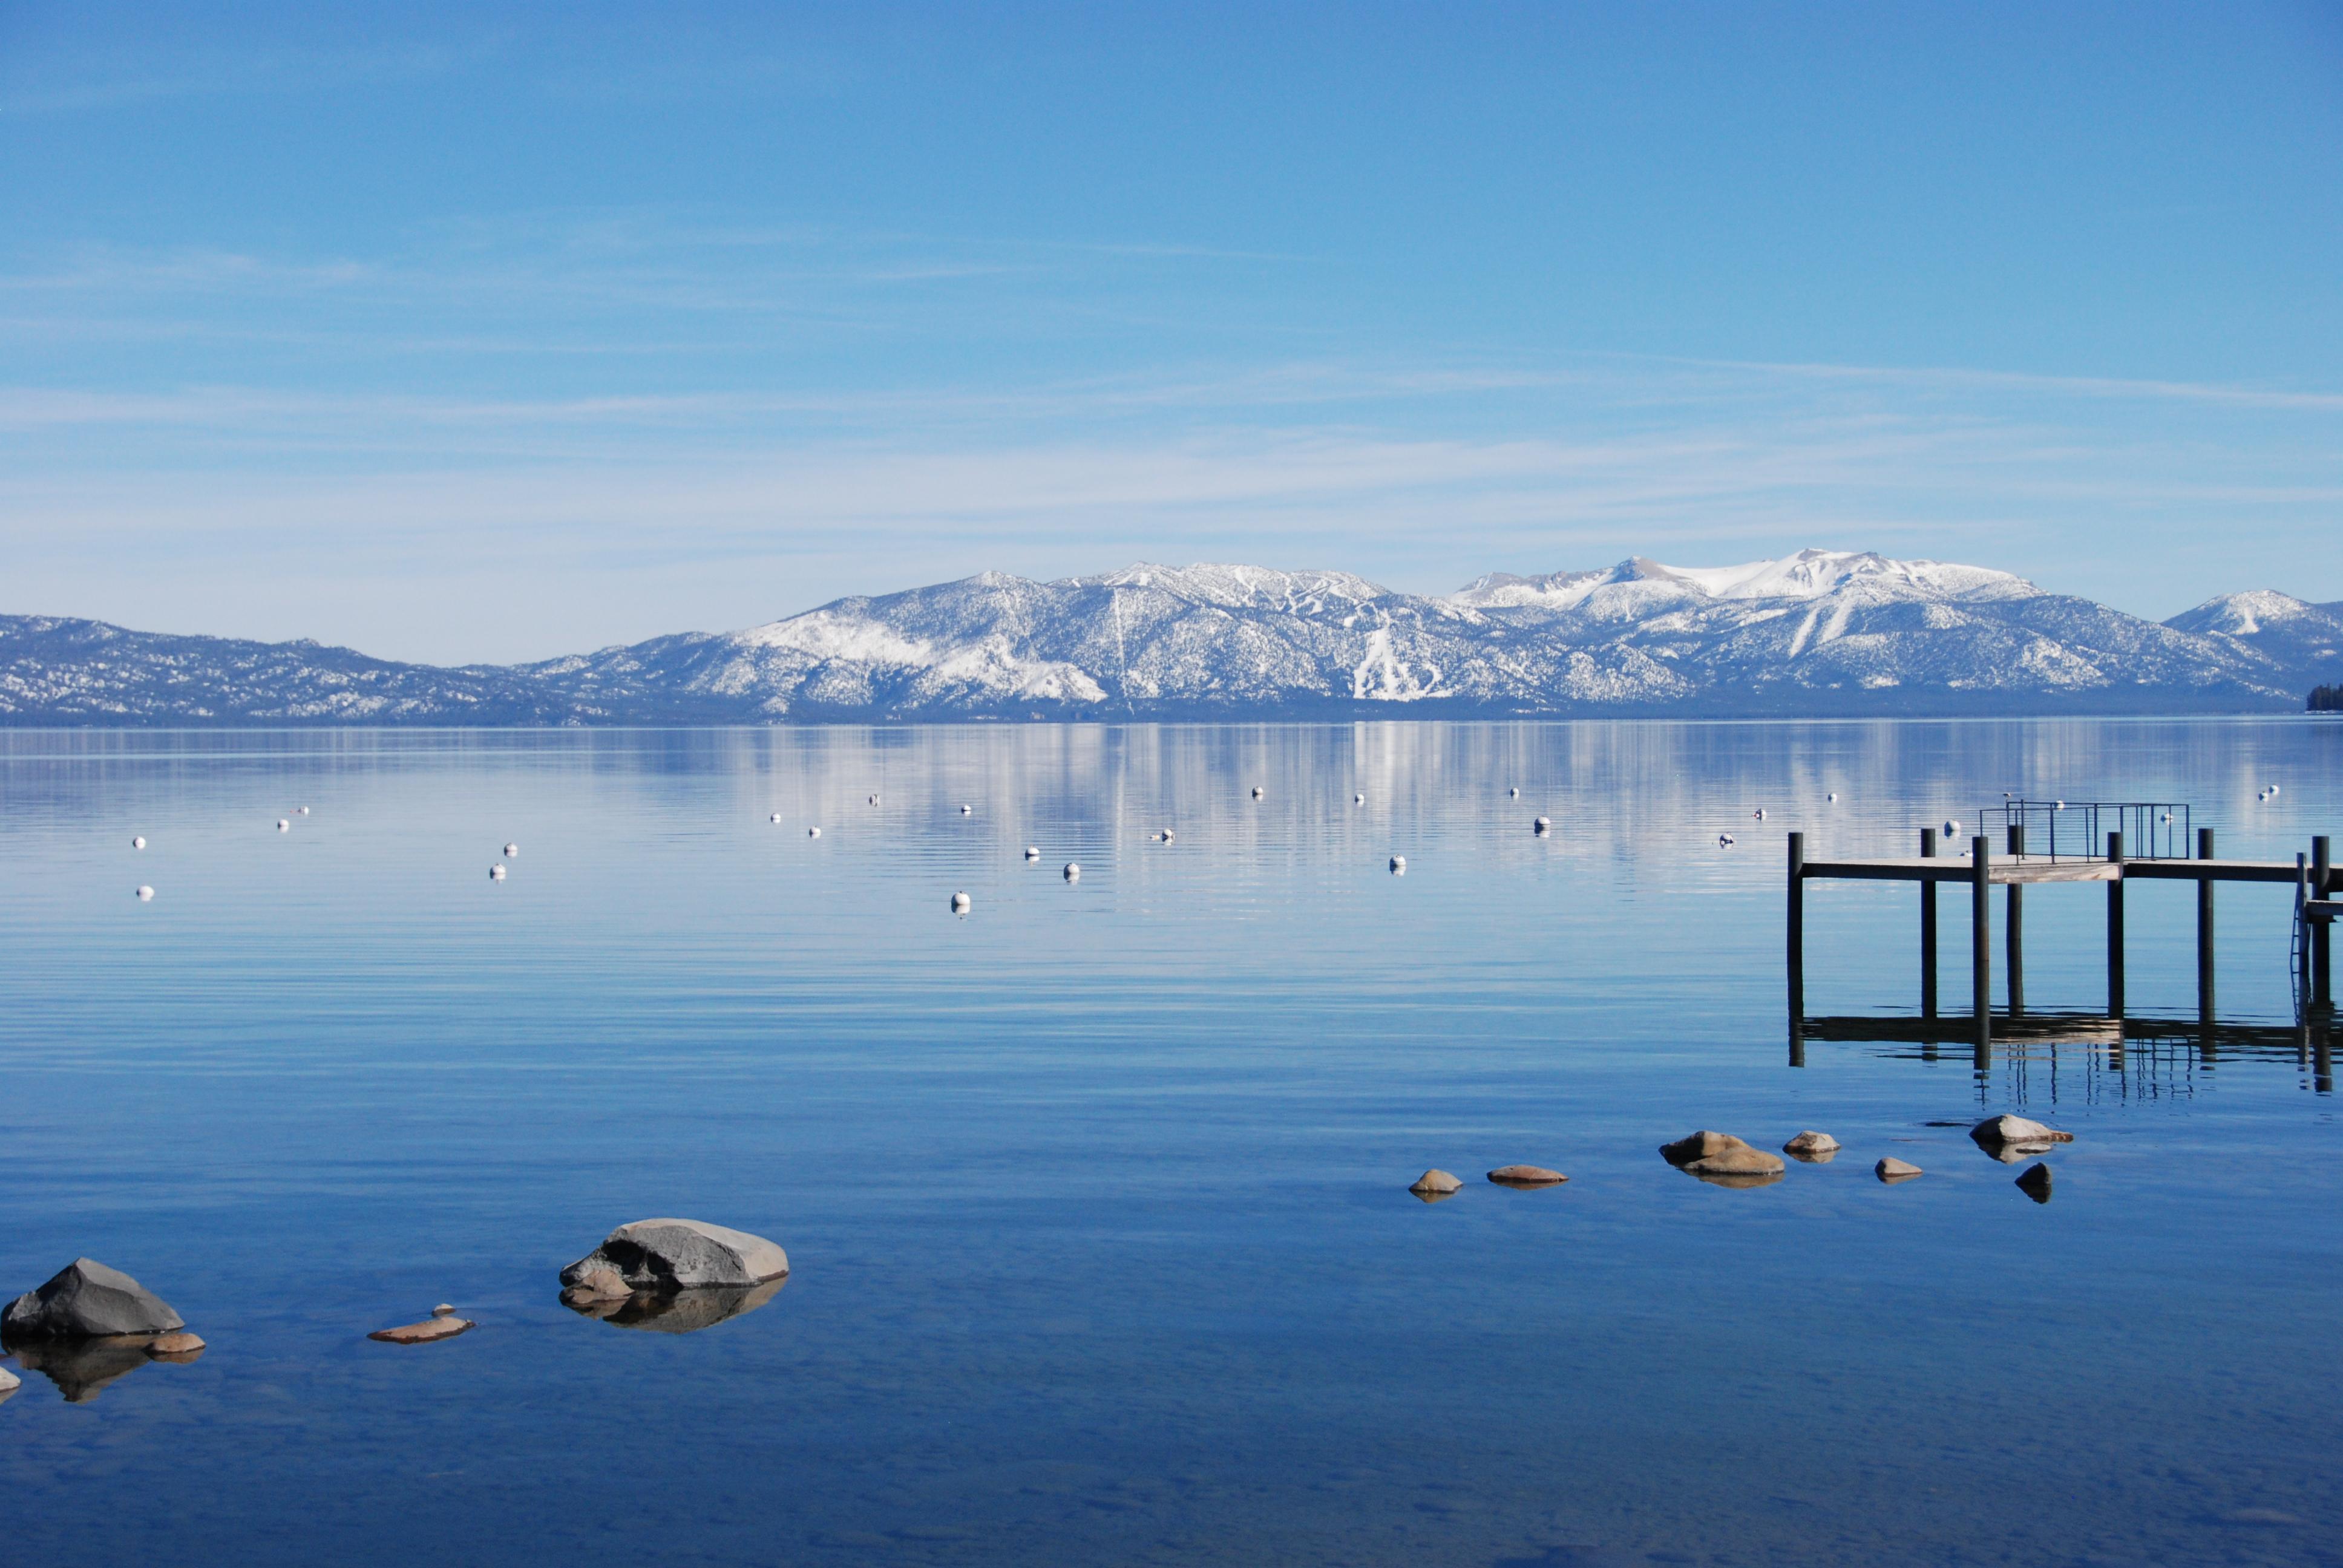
[{"x1": 1988, "y1": 799, "x2": 2192, "y2": 861}]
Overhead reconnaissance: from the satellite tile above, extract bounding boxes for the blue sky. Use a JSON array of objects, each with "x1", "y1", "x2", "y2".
[{"x1": 4, "y1": 2, "x2": 2340, "y2": 662}]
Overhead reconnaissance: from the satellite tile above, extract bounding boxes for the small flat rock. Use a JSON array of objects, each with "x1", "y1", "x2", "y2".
[
  {"x1": 0, "y1": 1367, "x2": 19, "y2": 1396},
  {"x1": 1408, "y1": 1169, "x2": 1463, "y2": 1195},
  {"x1": 2, "y1": 1258, "x2": 185, "y2": 1340},
  {"x1": 145, "y1": 1332, "x2": 205, "y2": 1357},
  {"x1": 561, "y1": 1218, "x2": 790, "y2": 1290},
  {"x1": 2016, "y1": 1162, "x2": 2054, "y2": 1203},
  {"x1": 369, "y1": 1316, "x2": 475, "y2": 1344},
  {"x1": 1971, "y1": 1114, "x2": 2073, "y2": 1149},
  {"x1": 1783, "y1": 1131, "x2": 1840, "y2": 1160},
  {"x1": 1487, "y1": 1165, "x2": 1567, "y2": 1186},
  {"x1": 1875, "y1": 1157, "x2": 1924, "y2": 1182}
]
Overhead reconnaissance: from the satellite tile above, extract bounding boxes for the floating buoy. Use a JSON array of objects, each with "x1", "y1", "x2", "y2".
[
  {"x1": 1063, "y1": 862, "x2": 1080, "y2": 880},
  {"x1": 1719, "y1": 834, "x2": 1736, "y2": 848},
  {"x1": 277, "y1": 819, "x2": 290, "y2": 832},
  {"x1": 1509, "y1": 787, "x2": 1519, "y2": 799},
  {"x1": 2160, "y1": 811, "x2": 2173, "y2": 824},
  {"x1": 1024, "y1": 847, "x2": 1040, "y2": 861},
  {"x1": 1942, "y1": 819, "x2": 1962, "y2": 839},
  {"x1": 503, "y1": 843, "x2": 519, "y2": 857},
  {"x1": 488, "y1": 864, "x2": 506, "y2": 881},
  {"x1": 868, "y1": 794, "x2": 879, "y2": 805},
  {"x1": 2270, "y1": 784, "x2": 2281, "y2": 796},
  {"x1": 1826, "y1": 792, "x2": 1837, "y2": 803},
  {"x1": 807, "y1": 827, "x2": 820, "y2": 838},
  {"x1": 2054, "y1": 800, "x2": 2066, "y2": 811},
  {"x1": 131, "y1": 835, "x2": 146, "y2": 850},
  {"x1": 1753, "y1": 808, "x2": 1766, "y2": 820},
  {"x1": 295, "y1": 806, "x2": 310, "y2": 815},
  {"x1": 136, "y1": 885, "x2": 154, "y2": 901},
  {"x1": 1354, "y1": 792, "x2": 1365, "y2": 806},
  {"x1": 1158, "y1": 829, "x2": 1175, "y2": 843},
  {"x1": 951, "y1": 891, "x2": 971, "y2": 912},
  {"x1": 960, "y1": 804, "x2": 972, "y2": 815},
  {"x1": 1251, "y1": 786, "x2": 1263, "y2": 799},
  {"x1": 1533, "y1": 816, "x2": 1551, "y2": 834},
  {"x1": 1389, "y1": 855, "x2": 1406, "y2": 872},
  {"x1": 770, "y1": 813, "x2": 783, "y2": 823}
]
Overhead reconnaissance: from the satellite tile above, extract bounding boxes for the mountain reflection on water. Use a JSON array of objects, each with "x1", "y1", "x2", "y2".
[{"x1": 0, "y1": 721, "x2": 2336, "y2": 1567}]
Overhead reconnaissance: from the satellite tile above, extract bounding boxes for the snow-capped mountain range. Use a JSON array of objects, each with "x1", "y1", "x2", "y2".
[{"x1": 4, "y1": 550, "x2": 2338, "y2": 725}]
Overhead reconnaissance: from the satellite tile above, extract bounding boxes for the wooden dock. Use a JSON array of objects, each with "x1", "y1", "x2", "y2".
[{"x1": 1787, "y1": 827, "x2": 2335, "y2": 1066}]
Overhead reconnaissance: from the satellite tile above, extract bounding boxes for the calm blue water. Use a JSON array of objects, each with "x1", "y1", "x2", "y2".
[{"x1": 2, "y1": 720, "x2": 2338, "y2": 1567}]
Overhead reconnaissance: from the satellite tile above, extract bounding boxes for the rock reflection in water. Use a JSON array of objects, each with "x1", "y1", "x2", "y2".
[
  {"x1": 1689, "y1": 1170, "x2": 1784, "y2": 1190},
  {"x1": 562, "y1": 1275, "x2": 786, "y2": 1334},
  {"x1": 10, "y1": 1334, "x2": 200, "y2": 1403}
]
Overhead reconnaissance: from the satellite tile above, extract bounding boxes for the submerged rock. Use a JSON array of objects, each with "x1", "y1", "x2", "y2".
[
  {"x1": 2, "y1": 1259, "x2": 184, "y2": 1341},
  {"x1": 1783, "y1": 1131, "x2": 1841, "y2": 1161},
  {"x1": 563, "y1": 1275, "x2": 786, "y2": 1334},
  {"x1": 12, "y1": 1336, "x2": 173, "y2": 1403},
  {"x1": 2016, "y1": 1162, "x2": 2054, "y2": 1203},
  {"x1": 145, "y1": 1332, "x2": 205, "y2": 1358},
  {"x1": 1875, "y1": 1157, "x2": 1924, "y2": 1182},
  {"x1": 1408, "y1": 1169, "x2": 1463, "y2": 1196},
  {"x1": 1660, "y1": 1132, "x2": 1786, "y2": 1178},
  {"x1": 562, "y1": 1267, "x2": 632, "y2": 1305},
  {"x1": 369, "y1": 1315, "x2": 474, "y2": 1345},
  {"x1": 561, "y1": 1218, "x2": 790, "y2": 1291},
  {"x1": 1487, "y1": 1165, "x2": 1568, "y2": 1186}
]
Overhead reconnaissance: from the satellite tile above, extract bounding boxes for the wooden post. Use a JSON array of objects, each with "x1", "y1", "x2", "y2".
[
  {"x1": 2106, "y1": 829, "x2": 2125, "y2": 1019},
  {"x1": 1787, "y1": 831, "x2": 1805, "y2": 1045},
  {"x1": 2198, "y1": 826, "x2": 2217, "y2": 1026},
  {"x1": 2006, "y1": 823, "x2": 2025, "y2": 1017},
  {"x1": 1919, "y1": 827, "x2": 1938, "y2": 1020},
  {"x1": 2316, "y1": 835, "x2": 2333, "y2": 1009},
  {"x1": 1972, "y1": 834, "x2": 1992, "y2": 1067}
]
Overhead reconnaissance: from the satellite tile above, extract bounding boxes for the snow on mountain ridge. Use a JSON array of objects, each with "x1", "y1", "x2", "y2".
[{"x1": 1448, "y1": 549, "x2": 2034, "y2": 610}]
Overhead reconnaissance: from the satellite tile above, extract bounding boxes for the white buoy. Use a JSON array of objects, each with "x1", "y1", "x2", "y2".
[
  {"x1": 1533, "y1": 816, "x2": 1551, "y2": 833},
  {"x1": 868, "y1": 794, "x2": 879, "y2": 805},
  {"x1": 136, "y1": 885, "x2": 154, "y2": 901},
  {"x1": 1509, "y1": 788, "x2": 1519, "y2": 799},
  {"x1": 807, "y1": 827, "x2": 821, "y2": 838},
  {"x1": 1251, "y1": 786, "x2": 1263, "y2": 799},
  {"x1": 1024, "y1": 846, "x2": 1040, "y2": 860},
  {"x1": 1063, "y1": 862, "x2": 1080, "y2": 880},
  {"x1": 2161, "y1": 811, "x2": 2173, "y2": 823},
  {"x1": 1389, "y1": 855, "x2": 1406, "y2": 872},
  {"x1": 951, "y1": 890, "x2": 971, "y2": 912},
  {"x1": 1753, "y1": 808, "x2": 1766, "y2": 821},
  {"x1": 277, "y1": 818, "x2": 289, "y2": 832},
  {"x1": 1719, "y1": 834, "x2": 1736, "y2": 847},
  {"x1": 295, "y1": 806, "x2": 309, "y2": 815},
  {"x1": 771, "y1": 813, "x2": 783, "y2": 823},
  {"x1": 2270, "y1": 784, "x2": 2281, "y2": 796},
  {"x1": 1826, "y1": 792, "x2": 1837, "y2": 803},
  {"x1": 131, "y1": 835, "x2": 146, "y2": 850},
  {"x1": 488, "y1": 864, "x2": 506, "y2": 881},
  {"x1": 2054, "y1": 800, "x2": 2065, "y2": 811},
  {"x1": 1354, "y1": 792, "x2": 1365, "y2": 805},
  {"x1": 503, "y1": 843, "x2": 519, "y2": 857},
  {"x1": 1158, "y1": 829, "x2": 1175, "y2": 843},
  {"x1": 960, "y1": 804, "x2": 972, "y2": 815},
  {"x1": 1942, "y1": 819, "x2": 1962, "y2": 839}
]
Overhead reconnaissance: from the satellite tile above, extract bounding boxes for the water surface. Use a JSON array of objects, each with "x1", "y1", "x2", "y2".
[{"x1": 2, "y1": 720, "x2": 2338, "y2": 1567}]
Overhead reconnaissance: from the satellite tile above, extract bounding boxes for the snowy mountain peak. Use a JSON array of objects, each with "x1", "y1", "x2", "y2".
[
  {"x1": 1449, "y1": 549, "x2": 2034, "y2": 610},
  {"x1": 1081, "y1": 563, "x2": 1390, "y2": 609},
  {"x1": 2168, "y1": 589, "x2": 2325, "y2": 638}
]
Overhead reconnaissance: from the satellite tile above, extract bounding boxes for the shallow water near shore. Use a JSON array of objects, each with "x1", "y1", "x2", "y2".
[{"x1": 2, "y1": 719, "x2": 2338, "y2": 1567}]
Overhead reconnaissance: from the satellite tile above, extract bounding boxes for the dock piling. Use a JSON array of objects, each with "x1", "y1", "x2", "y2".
[
  {"x1": 2106, "y1": 830, "x2": 2125, "y2": 1018},
  {"x1": 2316, "y1": 835, "x2": 2333, "y2": 1009},
  {"x1": 1787, "y1": 831, "x2": 1805, "y2": 1050},
  {"x1": 2007, "y1": 824, "x2": 2026, "y2": 1016},
  {"x1": 1971, "y1": 834, "x2": 1991, "y2": 1067},
  {"x1": 2198, "y1": 826, "x2": 2217, "y2": 1026},
  {"x1": 1919, "y1": 827, "x2": 1938, "y2": 1019}
]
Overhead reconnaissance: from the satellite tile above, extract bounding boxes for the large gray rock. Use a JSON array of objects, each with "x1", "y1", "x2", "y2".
[
  {"x1": 560, "y1": 1219, "x2": 790, "y2": 1290},
  {"x1": 2, "y1": 1259, "x2": 183, "y2": 1341}
]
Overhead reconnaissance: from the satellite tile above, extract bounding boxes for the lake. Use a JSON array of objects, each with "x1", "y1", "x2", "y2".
[{"x1": 1, "y1": 719, "x2": 2337, "y2": 1567}]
